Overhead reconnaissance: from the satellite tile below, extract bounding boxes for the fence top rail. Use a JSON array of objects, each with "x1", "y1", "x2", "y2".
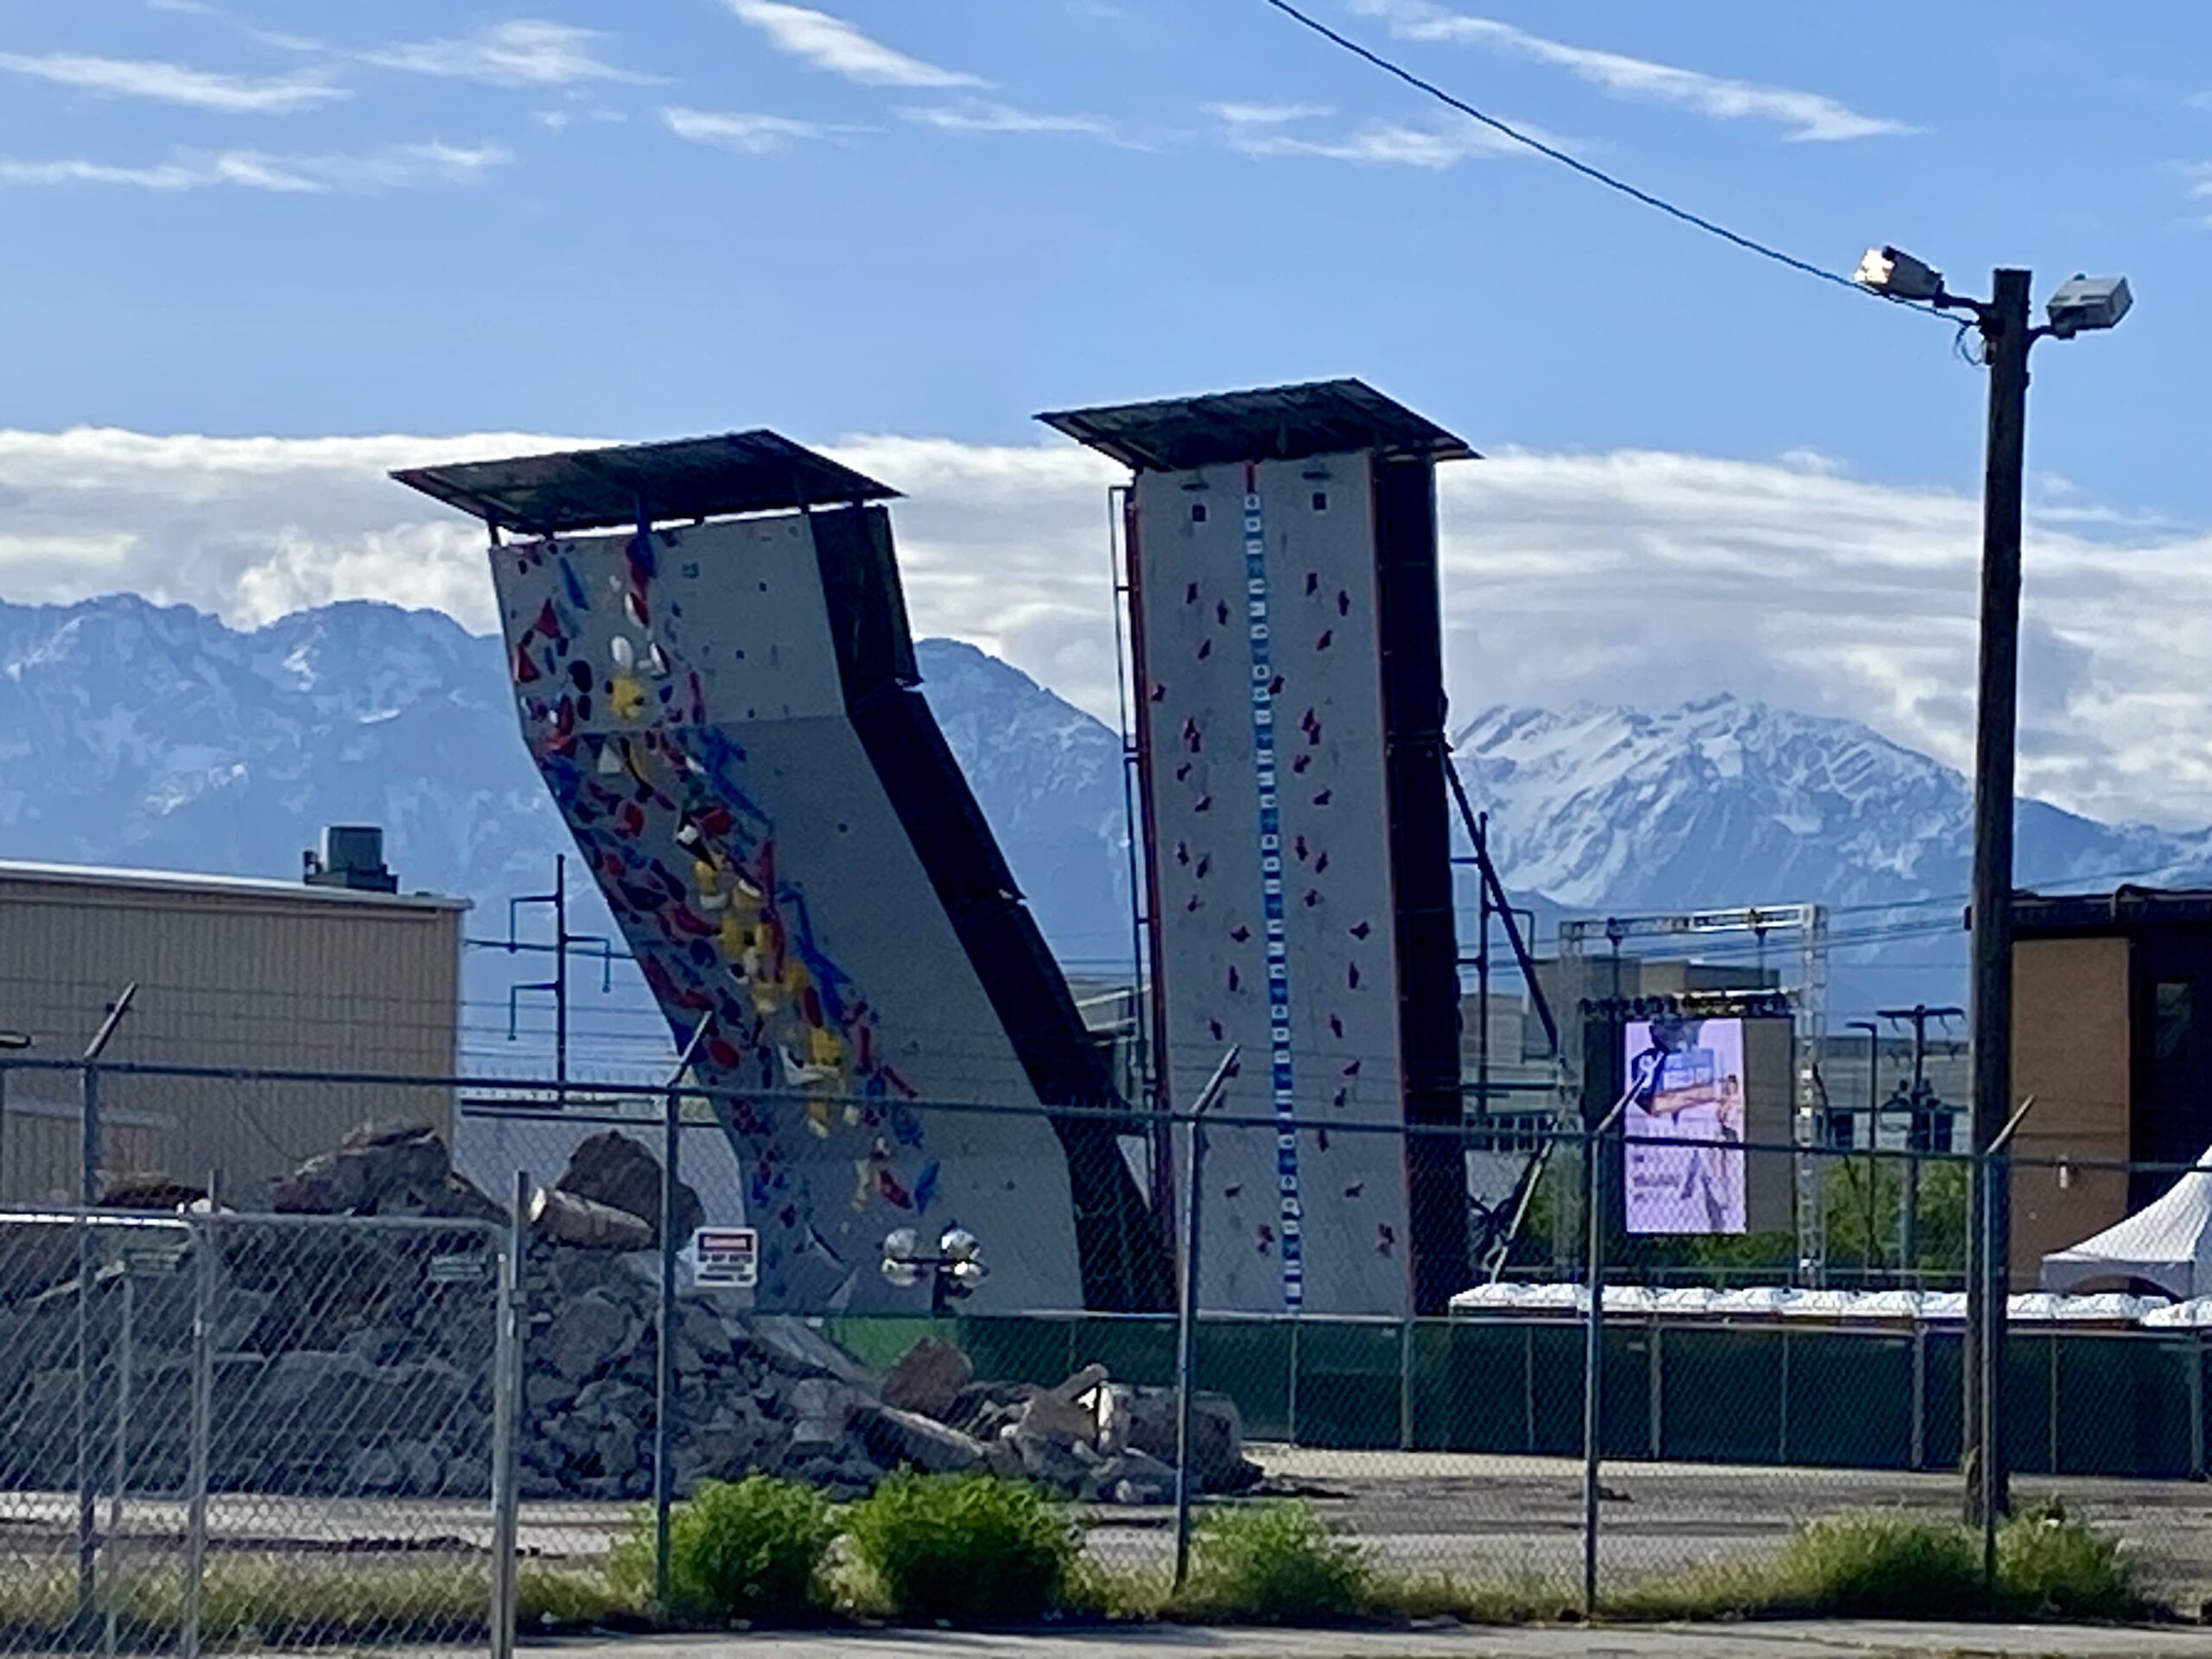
[{"x1": 0, "y1": 1205, "x2": 507, "y2": 1243}]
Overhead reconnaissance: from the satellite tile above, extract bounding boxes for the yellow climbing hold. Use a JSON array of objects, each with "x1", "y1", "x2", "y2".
[{"x1": 609, "y1": 675, "x2": 647, "y2": 720}]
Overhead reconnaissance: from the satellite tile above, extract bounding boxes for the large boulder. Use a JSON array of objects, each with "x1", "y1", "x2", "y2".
[
  {"x1": 1118, "y1": 1386, "x2": 1261, "y2": 1495},
  {"x1": 880, "y1": 1338, "x2": 973, "y2": 1421},
  {"x1": 555, "y1": 1132, "x2": 702, "y2": 1247}
]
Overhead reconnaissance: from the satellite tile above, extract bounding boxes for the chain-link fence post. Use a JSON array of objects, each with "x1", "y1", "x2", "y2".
[
  {"x1": 490, "y1": 1174, "x2": 526, "y2": 1659},
  {"x1": 1172, "y1": 1046, "x2": 1236, "y2": 1594},
  {"x1": 74, "y1": 1059, "x2": 100, "y2": 1644},
  {"x1": 1580, "y1": 1121, "x2": 1605, "y2": 1618},
  {"x1": 181, "y1": 1204, "x2": 215, "y2": 1659}
]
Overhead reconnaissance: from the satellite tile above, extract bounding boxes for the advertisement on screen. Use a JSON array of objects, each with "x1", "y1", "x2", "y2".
[{"x1": 1622, "y1": 1016, "x2": 1746, "y2": 1236}]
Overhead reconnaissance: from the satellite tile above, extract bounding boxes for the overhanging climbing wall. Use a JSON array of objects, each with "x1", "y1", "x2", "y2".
[
  {"x1": 394, "y1": 433, "x2": 1169, "y2": 1315},
  {"x1": 1043, "y1": 383, "x2": 1473, "y2": 1316}
]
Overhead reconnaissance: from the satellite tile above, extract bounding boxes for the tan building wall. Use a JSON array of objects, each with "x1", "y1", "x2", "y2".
[
  {"x1": 0, "y1": 863, "x2": 464, "y2": 1204},
  {"x1": 2010, "y1": 934, "x2": 2132, "y2": 1282}
]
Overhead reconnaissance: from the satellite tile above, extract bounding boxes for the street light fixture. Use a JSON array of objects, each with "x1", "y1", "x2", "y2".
[
  {"x1": 1854, "y1": 247, "x2": 2133, "y2": 1549},
  {"x1": 881, "y1": 1225, "x2": 987, "y2": 1316}
]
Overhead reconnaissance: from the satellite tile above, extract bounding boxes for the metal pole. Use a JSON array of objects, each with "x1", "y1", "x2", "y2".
[
  {"x1": 1172, "y1": 1046, "x2": 1238, "y2": 1595},
  {"x1": 652, "y1": 1019, "x2": 714, "y2": 1611},
  {"x1": 182, "y1": 1185, "x2": 214, "y2": 1659},
  {"x1": 1980, "y1": 1096, "x2": 2037, "y2": 1592},
  {"x1": 75, "y1": 1063, "x2": 103, "y2": 1641},
  {"x1": 490, "y1": 1173, "x2": 526, "y2": 1659},
  {"x1": 1848, "y1": 1021, "x2": 1880, "y2": 1281},
  {"x1": 105, "y1": 1267, "x2": 132, "y2": 1659},
  {"x1": 1964, "y1": 268, "x2": 2032, "y2": 1530},
  {"x1": 1476, "y1": 812, "x2": 1491, "y2": 1121},
  {"x1": 1580, "y1": 1118, "x2": 1605, "y2": 1618},
  {"x1": 553, "y1": 855, "x2": 569, "y2": 1113},
  {"x1": 75, "y1": 984, "x2": 137, "y2": 1641}
]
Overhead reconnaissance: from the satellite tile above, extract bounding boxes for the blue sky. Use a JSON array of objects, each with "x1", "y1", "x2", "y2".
[{"x1": 3, "y1": 3, "x2": 2212, "y2": 823}]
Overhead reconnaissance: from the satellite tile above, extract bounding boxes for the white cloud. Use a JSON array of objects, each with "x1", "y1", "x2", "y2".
[
  {"x1": 1206, "y1": 101, "x2": 1335, "y2": 127},
  {"x1": 2185, "y1": 162, "x2": 2212, "y2": 221},
  {"x1": 661, "y1": 106, "x2": 860, "y2": 154},
  {"x1": 1212, "y1": 102, "x2": 1535, "y2": 168},
  {"x1": 722, "y1": 1, "x2": 986, "y2": 88},
  {"x1": 898, "y1": 100, "x2": 1116, "y2": 139},
  {"x1": 0, "y1": 427, "x2": 2207, "y2": 829},
  {"x1": 1351, "y1": 1, "x2": 1914, "y2": 143},
  {"x1": 0, "y1": 141, "x2": 510, "y2": 194},
  {"x1": 0, "y1": 51, "x2": 345, "y2": 112},
  {"x1": 366, "y1": 20, "x2": 652, "y2": 88}
]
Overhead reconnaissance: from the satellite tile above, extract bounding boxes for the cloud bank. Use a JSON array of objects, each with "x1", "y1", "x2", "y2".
[{"x1": 0, "y1": 426, "x2": 2204, "y2": 829}]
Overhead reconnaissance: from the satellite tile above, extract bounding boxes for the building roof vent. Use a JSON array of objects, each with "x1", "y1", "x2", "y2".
[{"x1": 303, "y1": 825, "x2": 397, "y2": 894}]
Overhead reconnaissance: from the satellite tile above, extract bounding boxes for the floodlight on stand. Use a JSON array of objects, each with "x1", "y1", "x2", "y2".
[
  {"x1": 0, "y1": 1033, "x2": 29, "y2": 1052},
  {"x1": 880, "y1": 1225, "x2": 923, "y2": 1286},
  {"x1": 938, "y1": 1227, "x2": 981, "y2": 1265},
  {"x1": 880, "y1": 1256, "x2": 925, "y2": 1288},
  {"x1": 950, "y1": 1258, "x2": 987, "y2": 1289},
  {"x1": 1853, "y1": 245, "x2": 1945, "y2": 303}
]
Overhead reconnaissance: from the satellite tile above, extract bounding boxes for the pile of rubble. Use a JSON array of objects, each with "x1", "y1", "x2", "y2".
[{"x1": 0, "y1": 1123, "x2": 1260, "y2": 1508}]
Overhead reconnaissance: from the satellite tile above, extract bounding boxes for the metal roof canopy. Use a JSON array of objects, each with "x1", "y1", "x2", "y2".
[
  {"x1": 1036, "y1": 378, "x2": 1476, "y2": 473},
  {"x1": 391, "y1": 429, "x2": 899, "y2": 536}
]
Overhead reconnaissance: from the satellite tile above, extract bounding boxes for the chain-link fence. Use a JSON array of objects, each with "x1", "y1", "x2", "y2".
[
  {"x1": 6, "y1": 1051, "x2": 2212, "y2": 1630},
  {"x1": 0, "y1": 1205, "x2": 516, "y2": 1656}
]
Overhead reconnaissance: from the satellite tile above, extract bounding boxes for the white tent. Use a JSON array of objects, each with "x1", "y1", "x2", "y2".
[{"x1": 2039, "y1": 1145, "x2": 2212, "y2": 1300}]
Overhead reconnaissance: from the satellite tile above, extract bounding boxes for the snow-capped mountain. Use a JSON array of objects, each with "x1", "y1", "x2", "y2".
[
  {"x1": 1451, "y1": 696, "x2": 2209, "y2": 916},
  {"x1": 4, "y1": 595, "x2": 2206, "y2": 1029}
]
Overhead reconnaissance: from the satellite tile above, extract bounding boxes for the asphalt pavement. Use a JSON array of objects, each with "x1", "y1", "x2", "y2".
[{"x1": 520, "y1": 1620, "x2": 2212, "y2": 1659}]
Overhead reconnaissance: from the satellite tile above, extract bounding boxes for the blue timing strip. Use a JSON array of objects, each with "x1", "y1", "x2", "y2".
[{"x1": 1242, "y1": 469, "x2": 1304, "y2": 1310}]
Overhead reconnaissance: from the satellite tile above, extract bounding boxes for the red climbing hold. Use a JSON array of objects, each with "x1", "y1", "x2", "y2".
[
  {"x1": 532, "y1": 600, "x2": 562, "y2": 640},
  {"x1": 878, "y1": 1168, "x2": 913, "y2": 1210},
  {"x1": 706, "y1": 1036, "x2": 741, "y2": 1070},
  {"x1": 512, "y1": 644, "x2": 541, "y2": 684}
]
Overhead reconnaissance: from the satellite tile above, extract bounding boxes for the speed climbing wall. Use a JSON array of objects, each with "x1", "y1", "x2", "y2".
[
  {"x1": 1043, "y1": 382, "x2": 1472, "y2": 1316},
  {"x1": 395, "y1": 433, "x2": 1168, "y2": 1315}
]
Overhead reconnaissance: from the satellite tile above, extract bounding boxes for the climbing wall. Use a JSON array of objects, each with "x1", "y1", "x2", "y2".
[
  {"x1": 1132, "y1": 454, "x2": 1425, "y2": 1315},
  {"x1": 488, "y1": 505, "x2": 1140, "y2": 1313}
]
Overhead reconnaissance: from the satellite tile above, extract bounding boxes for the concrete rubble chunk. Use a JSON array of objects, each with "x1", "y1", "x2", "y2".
[
  {"x1": 556, "y1": 1131, "x2": 704, "y2": 1248},
  {"x1": 880, "y1": 1337, "x2": 974, "y2": 1421},
  {"x1": 855, "y1": 1402, "x2": 987, "y2": 1474}
]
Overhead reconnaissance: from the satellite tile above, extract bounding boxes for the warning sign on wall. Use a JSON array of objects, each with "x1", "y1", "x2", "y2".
[{"x1": 691, "y1": 1227, "x2": 759, "y2": 1288}]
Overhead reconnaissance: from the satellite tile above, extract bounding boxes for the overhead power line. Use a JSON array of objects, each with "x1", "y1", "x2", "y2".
[{"x1": 1256, "y1": 0, "x2": 1946, "y2": 320}]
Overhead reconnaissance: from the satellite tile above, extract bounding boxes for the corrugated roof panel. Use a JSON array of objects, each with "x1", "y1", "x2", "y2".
[
  {"x1": 391, "y1": 429, "x2": 899, "y2": 534},
  {"x1": 1037, "y1": 378, "x2": 1476, "y2": 472}
]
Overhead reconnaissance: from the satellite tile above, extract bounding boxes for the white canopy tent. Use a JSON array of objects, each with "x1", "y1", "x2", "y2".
[{"x1": 2039, "y1": 1144, "x2": 2212, "y2": 1300}]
